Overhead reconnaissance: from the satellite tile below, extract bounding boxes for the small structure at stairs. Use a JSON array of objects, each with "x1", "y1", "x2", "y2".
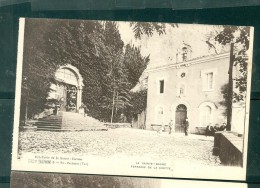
[{"x1": 35, "y1": 112, "x2": 108, "y2": 131}]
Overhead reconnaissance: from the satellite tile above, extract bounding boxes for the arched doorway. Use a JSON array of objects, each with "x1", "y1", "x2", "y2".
[
  {"x1": 175, "y1": 104, "x2": 187, "y2": 132},
  {"x1": 54, "y1": 65, "x2": 84, "y2": 112},
  {"x1": 198, "y1": 102, "x2": 216, "y2": 127},
  {"x1": 200, "y1": 105, "x2": 212, "y2": 126}
]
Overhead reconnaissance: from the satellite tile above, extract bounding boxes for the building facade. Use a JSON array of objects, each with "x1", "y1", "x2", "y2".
[
  {"x1": 145, "y1": 44, "x2": 244, "y2": 134},
  {"x1": 48, "y1": 64, "x2": 84, "y2": 112}
]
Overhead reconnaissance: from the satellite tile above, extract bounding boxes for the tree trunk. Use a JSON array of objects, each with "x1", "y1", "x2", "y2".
[
  {"x1": 144, "y1": 108, "x2": 147, "y2": 129},
  {"x1": 227, "y1": 43, "x2": 234, "y2": 131},
  {"x1": 110, "y1": 88, "x2": 116, "y2": 125},
  {"x1": 115, "y1": 91, "x2": 118, "y2": 120}
]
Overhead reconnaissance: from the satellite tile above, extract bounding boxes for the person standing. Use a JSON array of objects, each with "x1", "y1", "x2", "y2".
[
  {"x1": 168, "y1": 120, "x2": 174, "y2": 134},
  {"x1": 184, "y1": 117, "x2": 189, "y2": 136}
]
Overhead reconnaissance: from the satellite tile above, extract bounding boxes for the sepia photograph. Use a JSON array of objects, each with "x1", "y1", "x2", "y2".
[
  {"x1": 11, "y1": 172, "x2": 248, "y2": 188},
  {"x1": 12, "y1": 18, "x2": 254, "y2": 180}
]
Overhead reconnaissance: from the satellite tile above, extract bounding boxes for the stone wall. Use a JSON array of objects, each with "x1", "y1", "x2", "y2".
[
  {"x1": 214, "y1": 131, "x2": 243, "y2": 166},
  {"x1": 105, "y1": 123, "x2": 131, "y2": 129}
]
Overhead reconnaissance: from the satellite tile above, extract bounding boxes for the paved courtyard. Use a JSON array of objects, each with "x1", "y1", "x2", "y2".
[{"x1": 19, "y1": 128, "x2": 221, "y2": 166}]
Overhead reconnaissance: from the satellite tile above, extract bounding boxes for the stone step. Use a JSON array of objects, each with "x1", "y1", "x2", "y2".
[
  {"x1": 38, "y1": 121, "x2": 60, "y2": 124},
  {"x1": 35, "y1": 122, "x2": 61, "y2": 126},
  {"x1": 37, "y1": 123, "x2": 105, "y2": 129},
  {"x1": 40, "y1": 116, "x2": 62, "y2": 118},
  {"x1": 37, "y1": 127, "x2": 108, "y2": 131},
  {"x1": 64, "y1": 122, "x2": 101, "y2": 125},
  {"x1": 37, "y1": 125, "x2": 61, "y2": 129},
  {"x1": 37, "y1": 128, "x2": 61, "y2": 131},
  {"x1": 38, "y1": 117, "x2": 62, "y2": 120},
  {"x1": 36, "y1": 119, "x2": 62, "y2": 122},
  {"x1": 39, "y1": 116, "x2": 62, "y2": 120},
  {"x1": 37, "y1": 123, "x2": 104, "y2": 128},
  {"x1": 62, "y1": 124, "x2": 103, "y2": 127},
  {"x1": 61, "y1": 125, "x2": 105, "y2": 129},
  {"x1": 37, "y1": 127, "x2": 61, "y2": 131},
  {"x1": 37, "y1": 120, "x2": 62, "y2": 123},
  {"x1": 36, "y1": 112, "x2": 106, "y2": 131}
]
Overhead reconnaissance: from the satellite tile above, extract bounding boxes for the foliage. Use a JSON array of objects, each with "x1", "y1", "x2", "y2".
[
  {"x1": 219, "y1": 84, "x2": 229, "y2": 116},
  {"x1": 101, "y1": 43, "x2": 149, "y2": 122},
  {"x1": 215, "y1": 26, "x2": 251, "y2": 102},
  {"x1": 130, "y1": 22, "x2": 177, "y2": 39},
  {"x1": 21, "y1": 19, "x2": 59, "y2": 119},
  {"x1": 11, "y1": 173, "x2": 121, "y2": 188},
  {"x1": 129, "y1": 89, "x2": 147, "y2": 116},
  {"x1": 11, "y1": 172, "x2": 160, "y2": 188},
  {"x1": 123, "y1": 44, "x2": 150, "y2": 88},
  {"x1": 20, "y1": 19, "x2": 149, "y2": 123}
]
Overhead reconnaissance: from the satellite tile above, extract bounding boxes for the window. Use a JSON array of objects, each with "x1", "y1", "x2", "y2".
[
  {"x1": 179, "y1": 84, "x2": 185, "y2": 96},
  {"x1": 56, "y1": 68, "x2": 77, "y2": 83},
  {"x1": 159, "y1": 80, "x2": 164, "y2": 94},
  {"x1": 182, "y1": 47, "x2": 188, "y2": 61},
  {"x1": 157, "y1": 77, "x2": 166, "y2": 94},
  {"x1": 177, "y1": 70, "x2": 188, "y2": 79},
  {"x1": 180, "y1": 72, "x2": 186, "y2": 78},
  {"x1": 201, "y1": 69, "x2": 217, "y2": 91},
  {"x1": 201, "y1": 105, "x2": 212, "y2": 126},
  {"x1": 180, "y1": 86, "x2": 184, "y2": 95},
  {"x1": 206, "y1": 72, "x2": 213, "y2": 90},
  {"x1": 176, "y1": 83, "x2": 186, "y2": 97}
]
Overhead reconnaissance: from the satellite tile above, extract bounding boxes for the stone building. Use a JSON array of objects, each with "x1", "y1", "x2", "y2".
[
  {"x1": 145, "y1": 43, "x2": 245, "y2": 134},
  {"x1": 48, "y1": 64, "x2": 84, "y2": 112}
]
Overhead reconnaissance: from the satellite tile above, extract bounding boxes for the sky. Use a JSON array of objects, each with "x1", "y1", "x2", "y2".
[{"x1": 117, "y1": 22, "x2": 226, "y2": 69}]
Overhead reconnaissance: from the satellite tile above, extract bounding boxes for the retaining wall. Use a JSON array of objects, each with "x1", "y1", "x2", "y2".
[{"x1": 214, "y1": 131, "x2": 243, "y2": 167}]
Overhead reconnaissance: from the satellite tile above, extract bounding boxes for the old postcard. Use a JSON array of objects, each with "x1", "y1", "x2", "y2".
[
  {"x1": 11, "y1": 172, "x2": 249, "y2": 188},
  {"x1": 12, "y1": 18, "x2": 254, "y2": 180}
]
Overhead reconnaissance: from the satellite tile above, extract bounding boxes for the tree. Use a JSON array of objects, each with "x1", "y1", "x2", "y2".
[
  {"x1": 47, "y1": 20, "x2": 128, "y2": 122},
  {"x1": 20, "y1": 19, "x2": 150, "y2": 124},
  {"x1": 21, "y1": 19, "x2": 59, "y2": 121},
  {"x1": 123, "y1": 44, "x2": 150, "y2": 88},
  {"x1": 122, "y1": 44, "x2": 149, "y2": 121},
  {"x1": 21, "y1": 20, "x2": 118, "y2": 121},
  {"x1": 215, "y1": 26, "x2": 250, "y2": 102},
  {"x1": 130, "y1": 22, "x2": 178, "y2": 39},
  {"x1": 97, "y1": 22, "x2": 131, "y2": 123},
  {"x1": 129, "y1": 89, "x2": 147, "y2": 115},
  {"x1": 214, "y1": 26, "x2": 251, "y2": 131}
]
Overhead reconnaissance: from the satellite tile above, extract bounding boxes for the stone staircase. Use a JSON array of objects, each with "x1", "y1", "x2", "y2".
[
  {"x1": 36, "y1": 112, "x2": 107, "y2": 131},
  {"x1": 35, "y1": 115, "x2": 62, "y2": 131}
]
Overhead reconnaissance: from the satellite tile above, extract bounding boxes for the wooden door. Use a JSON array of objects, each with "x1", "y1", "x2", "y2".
[{"x1": 175, "y1": 104, "x2": 187, "y2": 132}]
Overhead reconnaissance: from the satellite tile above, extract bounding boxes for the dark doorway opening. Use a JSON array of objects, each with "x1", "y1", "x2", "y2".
[{"x1": 175, "y1": 104, "x2": 187, "y2": 132}]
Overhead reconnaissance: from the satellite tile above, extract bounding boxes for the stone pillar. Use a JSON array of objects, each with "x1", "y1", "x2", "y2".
[{"x1": 77, "y1": 86, "x2": 83, "y2": 111}]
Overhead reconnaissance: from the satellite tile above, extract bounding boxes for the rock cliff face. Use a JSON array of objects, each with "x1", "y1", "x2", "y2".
[{"x1": 11, "y1": 172, "x2": 161, "y2": 188}]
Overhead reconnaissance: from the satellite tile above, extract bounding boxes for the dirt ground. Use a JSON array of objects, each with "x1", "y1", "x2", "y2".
[{"x1": 19, "y1": 128, "x2": 221, "y2": 166}]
